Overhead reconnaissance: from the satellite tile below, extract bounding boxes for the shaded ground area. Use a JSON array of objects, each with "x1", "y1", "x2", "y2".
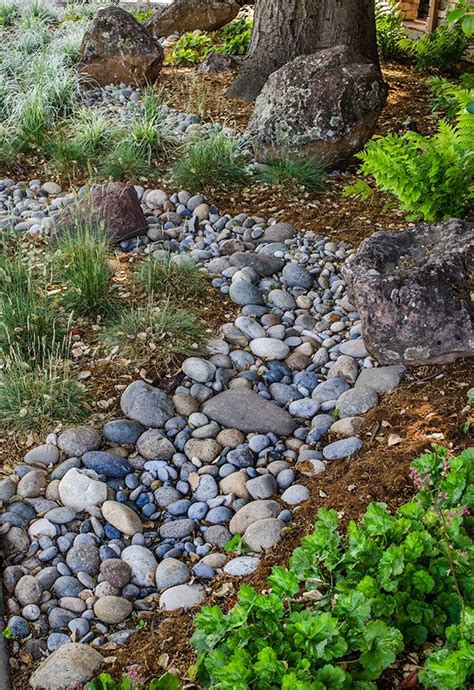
[
  {"x1": 160, "y1": 63, "x2": 438, "y2": 246},
  {"x1": 1, "y1": 64, "x2": 438, "y2": 249}
]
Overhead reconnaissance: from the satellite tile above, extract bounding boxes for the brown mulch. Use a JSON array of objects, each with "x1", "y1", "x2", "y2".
[{"x1": 156, "y1": 62, "x2": 441, "y2": 248}]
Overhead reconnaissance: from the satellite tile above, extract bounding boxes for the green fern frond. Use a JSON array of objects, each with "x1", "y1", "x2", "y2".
[{"x1": 357, "y1": 104, "x2": 473, "y2": 221}]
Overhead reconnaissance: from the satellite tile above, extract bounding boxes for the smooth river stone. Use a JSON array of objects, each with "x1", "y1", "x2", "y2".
[
  {"x1": 29, "y1": 643, "x2": 104, "y2": 689},
  {"x1": 159, "y1": 583, "x2": 205, "y2": 610},
  {"x1": 120, "y1": 380, "x2": 174, "y2": 428},
  {"x1": 93, "y1": 596, "x2": 132, "y2": 624},
  {"x1": 203, "y1": 389, "x2": 297, "y2": 436},
  {"x1": 58, "y1": 468, "x2": 107, "y2": 512},
  {"x1": 101, "y1": 501, "x2": 143, "y2": 536},
  {"x1": 82, "y1": 451, "x2": 131, "y2": 478},
  {"x1": 120, "y1": 545, "x2": 157, "y2": 587},
  {"x1": 250, "y1": 338, "x2": 290, "y2": 360}
]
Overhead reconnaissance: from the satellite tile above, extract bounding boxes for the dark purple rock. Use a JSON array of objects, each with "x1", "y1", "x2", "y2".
[
  {"x1": 342, "y1": 219, "x2": 474, "y2": 365},
  {"x1": 54, "y1": 182, "x2": 148, "y2": 243}
]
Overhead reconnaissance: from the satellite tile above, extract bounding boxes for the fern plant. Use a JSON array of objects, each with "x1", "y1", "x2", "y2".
[
  {"x1": 357, "y1": 104, "x2": 474, "y2": 221},
  {"x1": 399, "y1": 23, "x2": 469, "y2": 72},
  {"x1": 427, "y1": 74, "x2": 474, "y2": 118},
  {"x1": 375, "y1": 0, "x2": 408, "y2": 61}
]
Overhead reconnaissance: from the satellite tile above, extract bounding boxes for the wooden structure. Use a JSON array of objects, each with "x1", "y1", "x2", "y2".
[{"x1": 400, "y1": 0, "x2": 446, "y2": 35}]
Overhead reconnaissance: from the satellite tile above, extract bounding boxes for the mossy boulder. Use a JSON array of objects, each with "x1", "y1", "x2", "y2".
[{"x1": 78, "y1": 7, "x2": 164, "y2": 87}]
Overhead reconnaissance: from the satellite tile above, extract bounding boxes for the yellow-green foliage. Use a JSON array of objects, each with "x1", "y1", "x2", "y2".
[{"x1": 357, "y1": 103, "x2": 474, "y2": 221}]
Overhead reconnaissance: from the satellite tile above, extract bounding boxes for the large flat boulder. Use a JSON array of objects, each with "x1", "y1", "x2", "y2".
[
  {"x1": 203, "y1": 389, "x2": 297, "y2": 435},
  {"x1": 342, "y1": 219, "x2": 474, "y2": 365},
  {"x1": 146, "y1": 0, "x2": 239, "y2": 38},
  {"x1": 78, "y1": 7, "x2": 164, "y2": 87},
  {"x1": 53, "y1": 183, "x2": 148, "y2": 244},
  {"x1": 247, "y1": 45, "x2": 388, "y2": 169}
]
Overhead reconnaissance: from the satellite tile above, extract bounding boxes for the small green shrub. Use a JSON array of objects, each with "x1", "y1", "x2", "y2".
[
  {"x1": 135, "y1": 255, "x2": 209, "y2": 302},
  {"x1": 166, "y1": 32, "x2": 215, "y2": 66},
  {"x1": 132, "y1": 8, "x2": 154, "y2": 24},
  {"x1": 85, "y1": 670, "x2": 182, "y2": 689},
  {"x1": 448, "y1": 0, "x2": 474, "y2": 37},
  {"x1": 400, "y1": 23, "x2": 469, "y2": 72},
  {"x1": 356, "y1": 102, "x2": 474, "y2": 220},
  {"x1": 165, "y1": 19, "x2": 253, "y2": 66},
  {"x1": 172, "y1": 131, "x2": 247, "y2": 192},
  {"x1": 0, "y1": 352, "x2": 89, "y2": 434},
  {"x1": 375, "y1": 0, "x2": 408, "y2": 61},
  {"x1": 217, "y1": 17, "x2": 253, "y2": 56},
  {"x1": 103, "y1": 300, "x2": 207, "y2": 368},
  {"x1": 53, "y1": 221, "x2": 115, "y2": 318},
  {"x1": 224, "y1": 533, "x2": 249, "y2": 555},
  {"x1": 192, "y1": 446, "x2": 474, "y2": 689},
  {"x1": 255, "y1": 155, "x2": 328, "y2": 193}
]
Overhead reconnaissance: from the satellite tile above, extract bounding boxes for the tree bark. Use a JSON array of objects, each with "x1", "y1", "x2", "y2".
[{"x1": 228, "y1": 0, "x2": 379, "y2": 101}]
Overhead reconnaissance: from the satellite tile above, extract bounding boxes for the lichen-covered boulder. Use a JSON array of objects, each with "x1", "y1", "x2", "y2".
[
  {"x1": 53, "y1": 182, "x2": 149, "y2": 244},
  {"x1": 78, "y1": 7, "x2": 164, "y2": 87},
  {"x1": 146, "y1": 0, "x2": 239, "y2": 38},
  {"x1": 247, "y1": 45, "x2": 388, "y2": 169},
  {"x1": 342, "y1": 219, "x2": 474, "y2": 366}
]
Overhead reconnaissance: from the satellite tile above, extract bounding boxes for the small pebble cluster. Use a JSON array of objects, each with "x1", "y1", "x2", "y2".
[{"x1": 0, "y1": 178, "x2": 406, "y2": 673}]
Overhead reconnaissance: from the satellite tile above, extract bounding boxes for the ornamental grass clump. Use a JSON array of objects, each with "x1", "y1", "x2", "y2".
[
  {"x1": 255, "y1": 155, "x2": 328, "y2": 193},
  {"x1": 0, "y1": 349, "x2": 90, "y2": 434},
  {"x1": 135, "y1": 255, "x2": 210, "y2": 302},
  {"x1": 52, "y1": 221, "x2": 116, "y2": 318},
  {"x1": 98, "y1": 137, "x2": 157, "y2": 182},
  {"x1": 172, "y1": 131, "x2": 248, "y2": 192},
  {"x1": 0, "y1": 251, "x2": 65, "y2": 364},
  {"x1": 103, "y1": 300, "x2": 207, "y2": 370},
  {"x1": 192, "y1": 446, "x2": 473, "y2": 689}
]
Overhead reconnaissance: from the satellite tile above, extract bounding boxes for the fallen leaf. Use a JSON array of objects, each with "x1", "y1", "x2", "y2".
[
  {"x1": 400, "y1": 670, "x2": 419, "y2": 688},
  {"x1": 388, "y1": 434, "x2": 403, "y2": 446}
]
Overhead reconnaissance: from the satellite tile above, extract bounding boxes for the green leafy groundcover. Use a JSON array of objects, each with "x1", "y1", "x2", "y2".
[{"x1": 191, "y1": 447, "x2": 474, "y2": 689}]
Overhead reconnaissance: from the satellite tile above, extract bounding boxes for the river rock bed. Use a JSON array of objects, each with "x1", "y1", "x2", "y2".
[{"x1": 0, "y1": 178, "x2": 407, "y2": 671}]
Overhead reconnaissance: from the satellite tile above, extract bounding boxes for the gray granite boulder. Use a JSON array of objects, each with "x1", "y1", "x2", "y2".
[{"x1": 247, "y1": 46, "x2": 388, "y2": 168}]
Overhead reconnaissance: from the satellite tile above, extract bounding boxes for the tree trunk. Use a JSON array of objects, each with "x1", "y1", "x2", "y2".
[{"x1": 228, "y1": 0, "x2": 379, "y2": 101}]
